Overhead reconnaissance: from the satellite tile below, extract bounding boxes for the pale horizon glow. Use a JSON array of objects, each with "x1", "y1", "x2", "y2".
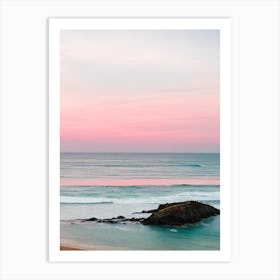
[
  {"x1": 60, "y1": 178, "x2": 220, "y2": 187},
  {"x1": 61, "y1": 30, "x2": 220, "y2": 153}
]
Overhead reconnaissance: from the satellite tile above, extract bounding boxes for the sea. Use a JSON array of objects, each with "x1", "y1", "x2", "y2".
[{"x1": 60, "y1": 153, "x2": 220, "y2": 250}]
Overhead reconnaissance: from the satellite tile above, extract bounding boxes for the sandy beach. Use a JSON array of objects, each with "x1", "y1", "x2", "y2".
[
  {"x1": 60, "y1": 240, "x2": 118, "y2": 250},
  {"x1": 60, "y1": 245, "x2": 84, "y2": 250}
]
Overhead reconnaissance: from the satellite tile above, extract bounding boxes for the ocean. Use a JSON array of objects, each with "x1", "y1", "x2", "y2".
[{"x1": 60, "y1": 153, "x2": 220, "y2": 250}]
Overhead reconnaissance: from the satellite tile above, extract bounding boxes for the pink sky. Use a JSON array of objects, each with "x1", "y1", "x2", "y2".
[{"x1": 60, "y1": 30, "x2": 220, "y2": 152}]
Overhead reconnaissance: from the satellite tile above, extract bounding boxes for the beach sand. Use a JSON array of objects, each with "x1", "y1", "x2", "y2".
[
  {"x1": 60, "y1": 245, "x2": 84, "y2": 250},
  {"x1": 60, "y1": 241, "x2": 116, "y2": 250}
]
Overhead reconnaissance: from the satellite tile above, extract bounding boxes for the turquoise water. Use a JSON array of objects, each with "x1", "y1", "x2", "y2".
[{"x1": 60, "y1": 153, "x2": 220, "y2": 250}]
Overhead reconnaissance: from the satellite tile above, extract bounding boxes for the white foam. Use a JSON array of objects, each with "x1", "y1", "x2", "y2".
[
  {"x1": 61, "y1": 191, "x2": 219, "y2": 204},
  {"x1": 60, "y1": 196, "x2": 113, "y2": 204}
]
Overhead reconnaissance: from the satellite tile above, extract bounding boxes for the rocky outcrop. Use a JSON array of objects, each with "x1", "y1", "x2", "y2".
[
  {"x1": 83, "y1": 216, "x2": 144, "y2": 224},
  {"x1": 82, "y1": 201, "x2": 219, "y2": 226},
  {"x1": 142, "y1": 201, "x2": 220, "y2": 226}
]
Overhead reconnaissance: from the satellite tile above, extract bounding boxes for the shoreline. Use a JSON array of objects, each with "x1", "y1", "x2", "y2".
[
  {"x1": 60, "y1": 245, "x2": 84, "y2": 251},
  {"x1": 60, "y1": 240, "x2": 122, "y2": 251}
]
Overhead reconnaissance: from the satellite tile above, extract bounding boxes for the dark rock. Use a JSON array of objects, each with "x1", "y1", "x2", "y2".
[
  {"x1": 80, "y1": 201, "x2": 219, "y2": 226},
  {"x1": 133, "y1": 209, "x2": 156, "y2": 214},
  {"x1": 85, "y1": 217, "x2": 98, "y2": 222},
  {"x1": 157, "y1": 202, "x2": 186, "y2": 211},
  {"x1": 104, "y1": 220, "x2": 118, "y2": 224},
  {"x1": 116, "y1": 215, "x2": 125, "y2": 219},
  {"x1": 142, "y1": 201, "x2": 220, "y2": 226},
  {"x1": 84, "y1": 216, "x2": 125, "y2": 223},
  {"x1": 101, "y1": 219, "x2": 117, "y2": 223},
  {"x1": 126, "y1": 217, "x2": 144, "y2": 222}
]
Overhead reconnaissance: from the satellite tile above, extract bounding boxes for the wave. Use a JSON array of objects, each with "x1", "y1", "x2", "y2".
[
  {"x1": 183, "y1": 164, "x2": 204, "y2": 167},
  {"x1": 60, "y1": 191, "x2": 220, "y2": 205},
  {"x1": 102, "y1": 163, "x2": 205, "y2": 167},
  {"x1": 61, "y1": 196, "x2": 114, "y2": 204},
  {"x1": 63, "y1": 163, "x2": 205, "y2": 168},
  {"x1": 61, "y1": 183, "x2": 219, "y2": 189}
]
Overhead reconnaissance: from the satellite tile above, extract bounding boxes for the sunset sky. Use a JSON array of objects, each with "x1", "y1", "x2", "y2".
[{"x1": 60, "y1": 30, "x2": 220, "y2": 153}]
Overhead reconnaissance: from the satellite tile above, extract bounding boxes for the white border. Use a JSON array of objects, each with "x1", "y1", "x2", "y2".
[{"x1": 49, "y1": 18, "x2": 231, "y2": 262}]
